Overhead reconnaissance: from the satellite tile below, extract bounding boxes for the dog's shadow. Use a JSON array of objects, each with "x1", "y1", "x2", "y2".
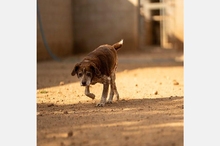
[
  {"x1": 37, "y1": 96, "x2": 184, "y2": 115},
  {"x1": 104, "y1": 96, "x2": 183, "y2": 108}
]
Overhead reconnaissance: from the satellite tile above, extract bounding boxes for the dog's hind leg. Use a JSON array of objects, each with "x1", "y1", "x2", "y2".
[
  {"x1": 113, "y1": 77, "x2": 119, "y2": 101},
  {"x1": 85, "y1": 86, "x2": 95, "y2": 99},
  {"x1": 112, "y1": 72, "x2": 119, "y2": 101},
  {"x1": 106, "y1": 80, "x2": 114, "y2": 104},
  {"x1": 96, "y1": 82, "x2": 109, "y2": 107},
  {"x1": 107, "y1": 73, "x2": 119, "y2": 104},
  {"x1": 114, "y1": 84, "x2": 119, "y2": 101}
]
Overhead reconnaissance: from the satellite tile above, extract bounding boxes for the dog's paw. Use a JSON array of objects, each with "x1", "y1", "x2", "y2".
[
  {"x1": 96, "y1": 103, "x2": 105, "y2": 107},
  {"x1": 86, "y1": 93, "x2": 95, "y2": 99},
  {"x1": 106, "y1": 101, "x2": 113, "y2": 104}
]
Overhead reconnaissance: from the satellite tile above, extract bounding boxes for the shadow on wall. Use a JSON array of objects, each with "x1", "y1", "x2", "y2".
[
  {"x1": 37, "y1": 0, "x2": 139, "y2": 61},
  {"x1": 72, "y1": 0, "x2": 139, "y2": 53},
  {"x1": 37, "y1": 0, "x2": 75, "y2": 61}
]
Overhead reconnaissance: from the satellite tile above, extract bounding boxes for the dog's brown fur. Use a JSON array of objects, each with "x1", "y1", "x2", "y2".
[{"x1": 71, "y1": 40, "x2": 123, "y2": 106}]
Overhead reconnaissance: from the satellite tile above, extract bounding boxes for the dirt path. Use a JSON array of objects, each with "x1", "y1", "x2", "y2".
[{"x1": 37, "y1": 51, "x2": 183, "y2": 146}]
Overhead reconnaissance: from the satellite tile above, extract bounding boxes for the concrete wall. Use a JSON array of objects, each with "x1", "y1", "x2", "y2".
[
  {"x1": 37, "y1": 0, "x2": 74, "y2": 61},
  {"x1": 72, "y1": 0, "x2": 139, "y2": 53}
]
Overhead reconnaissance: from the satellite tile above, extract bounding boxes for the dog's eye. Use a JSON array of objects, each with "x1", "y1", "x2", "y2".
[
  {"x1": 78, "y1": 73, "x2": 83, "y2": 77},
  {"x1": 86, "y1": 73, "x2": 91, "y2": 77}
]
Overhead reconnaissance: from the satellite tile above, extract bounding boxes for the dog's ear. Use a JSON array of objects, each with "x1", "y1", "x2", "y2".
[
  {"x1": 90, "y1": 63, "x2": 101, "y2": 77},
  {"x1": 71, "y1": 63, "x2": 80, "y2": 76}
]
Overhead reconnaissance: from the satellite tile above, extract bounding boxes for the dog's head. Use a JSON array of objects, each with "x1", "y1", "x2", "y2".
[{"x1": 71, "y1": 61, "x2": 101, "y2": 86}]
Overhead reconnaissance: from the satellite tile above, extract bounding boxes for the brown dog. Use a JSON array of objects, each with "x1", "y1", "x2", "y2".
[{"x1": 71, "y1": 40, "x2": 123, "y2": 107}]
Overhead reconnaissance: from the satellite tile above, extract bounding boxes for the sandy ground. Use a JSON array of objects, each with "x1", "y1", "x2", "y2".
[{"x1": 37, "y1": 49, "x2": 184, "y2": 146}]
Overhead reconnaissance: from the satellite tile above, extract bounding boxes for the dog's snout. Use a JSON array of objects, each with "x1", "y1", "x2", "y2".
[{"x1": 81, "y1": 81, "x2": 86, "y2": 86}]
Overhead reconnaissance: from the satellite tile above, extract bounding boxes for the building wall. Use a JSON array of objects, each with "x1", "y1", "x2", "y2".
[
  {"x1": 72, "y1": 0, "x2": 139, "y2": 53},
  {"x1": 37, "y1": 0, "x2": 74, "y2": 61},
  {"x1": 37, "y1": 0, "x2": 183, "y2": 61},
  {"x1": 162, "y1": 0, "x2": 183, "y2": 50},
  {"x1": 173, "y1": 0, "x2": 184, "y2": 51},
  {"x1": 138, "y1": 0, "x2": 183, "y2": 50}
]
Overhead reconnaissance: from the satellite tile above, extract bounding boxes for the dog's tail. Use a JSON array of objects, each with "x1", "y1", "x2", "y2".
[{"x1": 113, "y1": 39, "x2": 123, "y2": 51}]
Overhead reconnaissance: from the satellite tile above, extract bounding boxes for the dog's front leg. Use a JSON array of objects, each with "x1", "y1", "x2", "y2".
[
  {"x1": 96, "y1": 82, "x2": 109, "y2": 107},
  {"x1": 85, "y1": 86, "x2": 95, "y2": 99}
]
